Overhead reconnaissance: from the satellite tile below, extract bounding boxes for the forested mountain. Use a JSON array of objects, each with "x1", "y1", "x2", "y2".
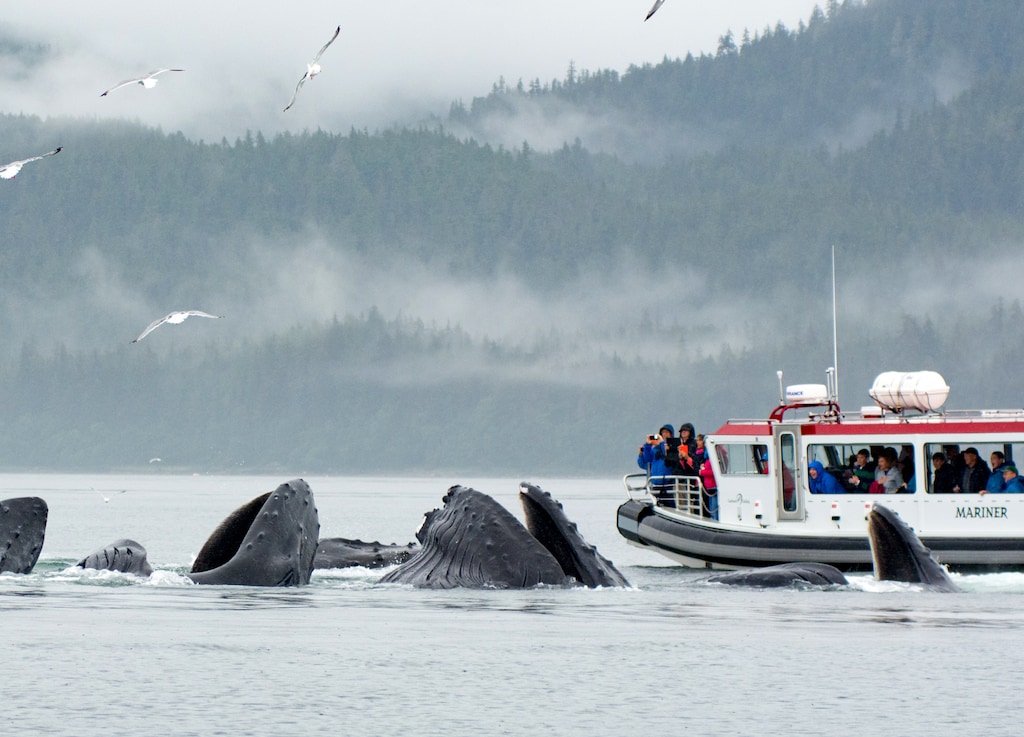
[
  {"x1": 2, "y1": 0, "x2": 1024, "y2": 474},
  {"x1": 449, "y1": 0, "x2": 1024, "y2": 159}
]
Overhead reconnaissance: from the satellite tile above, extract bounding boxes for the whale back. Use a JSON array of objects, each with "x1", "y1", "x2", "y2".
[
  {"x1": 380, "y1": 486, "x2": 568, "y2": 589},
  {"x1": 77, "y1": 538, "x2": 154, "y2": 576}
]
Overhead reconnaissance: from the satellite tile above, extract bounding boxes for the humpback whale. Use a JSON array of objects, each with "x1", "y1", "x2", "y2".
[
  {"x1": 0, "y1": 497, "x2": 48, "y2": 574},
  {"x1": 707, "y1": 562, "x2": 849, "y2": 587},
  {"x1": 518, "y1": 482, "x2": 629, "y2": 588},
  {"x1": 313, "y1": 538, "x2": 418, "y2": 569},
  {"x1": 188, "y1": 479, "x2": 319, "y2": 586},
  {"x1": 77, "y1": 539, "x2": 154, "y2": 576},
  {"x1": 380, "y1": 486, "x2": 571, "y2": 589},
  {"x1": 380, "y1": 484, "x2": 629, "y2": 589},
  {"x1": 867, "y1": 503, "x2": 959, "y2": 592},
  {"x1": 707, "y1": 504, "x2": 959, "y2": 590}
]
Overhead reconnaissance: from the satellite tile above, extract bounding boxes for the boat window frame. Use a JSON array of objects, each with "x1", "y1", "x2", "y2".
[
  {"x1": 924, "y1": 441, "x2": 1021, "y2": 493},
  {"x1": 805, "y1": 442, "x2": 917, "y2": 494},
  {"x1": 775, "y1": 425, "x2": 803, "y2": 520},
  {"x1": 714, "y1": 443, "x2": 769, "y2": 476}
]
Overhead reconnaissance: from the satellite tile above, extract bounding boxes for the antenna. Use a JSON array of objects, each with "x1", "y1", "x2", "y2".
[
  {"x1": 776, "y1": 370, "x2": 784, "y2": 404},
  {"x1": 831, "y1": 244, "x2": 839, "y2": 404}
]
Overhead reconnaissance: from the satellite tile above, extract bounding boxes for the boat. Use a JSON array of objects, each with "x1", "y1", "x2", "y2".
[{"x1": 617, "y1": 370, "x2": 1024, "y2": 572}]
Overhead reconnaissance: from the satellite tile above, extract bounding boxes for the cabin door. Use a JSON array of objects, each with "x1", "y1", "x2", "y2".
[{"x1": 774, "y1": 425, "x2": 804, "y2": 521}]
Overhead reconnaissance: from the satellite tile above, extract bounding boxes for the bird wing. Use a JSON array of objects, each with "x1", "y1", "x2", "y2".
[
  {"x1": 131, "y1": 315, "x2": 170, "y2": 343},
  {"x1": 101, "y1": 77, "x2": 143, "y2": 96},
  {"x1": 183, "y1": 310, "x2": 223, "y2": 320},
  {"x1": 312, "y1": 25, "x2": 341, "y2": 63},
  {"x1": 283, "y1": 73, "x2": 309, "y2": 111},
  {"x1": 645, "y1": 0, "x2": 665, "y2": 21},
  {"x1": 101, "y1": 70, "x2": 182, "y2": 96},
  {"x1": 0, "y1": 147, "x2": 62, "y2": 178}
]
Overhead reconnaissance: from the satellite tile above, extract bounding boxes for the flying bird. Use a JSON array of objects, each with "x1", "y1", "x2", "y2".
[
  {"x1": 645, "y1": 0, "x2": 665, "y2": 21},
  {"x1": 92, "y1": 487, "x2": 128, "y2": 504},
  {"x1": 131, "y1": 310, "x2": 223, "y2": 343},
  {"x1": 100, "y1": 69, "x2": 184, "y2": 97},
  {"x1": 0, "y1": 147, "x2": 62, "y2": 180},
  {"x1": 284, "y1": 25, "x2": 341, "y2": 111}
]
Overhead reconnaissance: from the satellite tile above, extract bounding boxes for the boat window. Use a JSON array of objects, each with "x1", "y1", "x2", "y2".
[
  {"x1": 924, "y1": 442, "x2": 1024, "y2": 493},
  {"x1": 807, "y1": 443, "x2": 915, "y2": 493},
  {"x1": 715, "y1": 443, "x2": 768, "y2": 475},
  {"x1": 780, "y1": 433, "x2": 797, "y2": 511}
]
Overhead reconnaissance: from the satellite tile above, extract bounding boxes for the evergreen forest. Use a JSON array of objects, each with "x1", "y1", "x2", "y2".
[{"x1": 2, "y1": 0, "x2": 1024, "y2": 475}]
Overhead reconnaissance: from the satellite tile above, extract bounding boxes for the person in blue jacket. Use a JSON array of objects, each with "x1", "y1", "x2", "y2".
[
  {"x1": 998, "y1": 464, "x2": 1024, "y2": 493},
  {"x1": 638, "y1": 424, "x2": 675, "y2": 505},
  {"x1": 808, "y1": 460, "x2": 845, "y2": 494},
  {"x1": 986, "y1": 451, "x2": 1007, "y2": 493}
]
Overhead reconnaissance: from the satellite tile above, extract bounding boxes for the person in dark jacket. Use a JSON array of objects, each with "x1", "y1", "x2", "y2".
[
  {"x1": 954, "y1": 447, "x2": 990, "y2": 493},
  {"x1": 676, "y1": 423, "x2": 698, "y2": 477},
  {"x1": 677, "y1": 422, "x2": 697, "y2": 456},
  {"x1": 930, "y1": 452, "x2": 957, "y2": 493}
]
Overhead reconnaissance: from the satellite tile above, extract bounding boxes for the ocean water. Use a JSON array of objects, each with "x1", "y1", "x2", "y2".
[{"x1": 3, "y1": 473, "x2": 1023, "y2": 737}]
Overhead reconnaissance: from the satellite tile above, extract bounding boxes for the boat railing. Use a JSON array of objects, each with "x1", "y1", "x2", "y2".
[{"x1": 623, "y1": 473, "x2": 703, "y2": 517}]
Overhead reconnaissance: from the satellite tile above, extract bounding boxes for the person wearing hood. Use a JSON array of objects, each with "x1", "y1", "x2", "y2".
[
  {"x1": 808, "y1": 460, "x2": 845, "y2": 494},
  {"x1": 638, "y1": 424, "x2": 677, "y2": 505},
  {"x1": 675, "y1": 422, "x2": 698, "y2": 477}
]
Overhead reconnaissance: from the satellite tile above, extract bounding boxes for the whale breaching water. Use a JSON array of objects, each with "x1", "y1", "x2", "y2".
[
  {"x1": 100, "y1": 69, "x2": 184, "y2": 97},
  {"x1": 284, "y1": 25, "x2": 341, "y2": 111},
  {"x1": 644, "y1": 0, "x2": 665, "y2": 21},
  {"x1": 0, "y1": 147, "x2": 62, "y2": 180},
  {"x1": 131, "y1": 310, "x2": 223, "y2": 343}
]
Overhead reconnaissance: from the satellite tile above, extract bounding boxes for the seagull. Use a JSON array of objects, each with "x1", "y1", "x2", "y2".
[
  {"x1": 92, "y1": 487, "x2": 128, "y2": 504},
  {"x1": 0, "y1": 147, "x2": 62, "y2": 180},
  {"x1": 284, "y1": 25, "x2": 341, "y2": 111},
  {"x1": 131, "y1": 310, "x2": 223, "y2": 343},
  {"x1": 645, "y1": 0, "x2": 665, "y2": 21},
  {"x1": 100, "y1": 69, "x2": 184, "y2": 97}
]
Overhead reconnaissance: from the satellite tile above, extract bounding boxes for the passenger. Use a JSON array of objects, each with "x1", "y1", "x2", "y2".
[
  {"x1": 986, "y1": 451, "x2": 1007, "y2": 493},
  {"x1": 637, "y1": 425, "x2": 675, "y2": 506},
  {"x1": 699, "y1": 454, "x2": 719, "y2": 519},
  {"x1": 981, "y1": 464, "x2": 1024, "y2": 495},
  {"x1": 871, "y1": 448, "x2": 904, "y2": 494},
  {"x1": 1001, "y1": 465, "x2": 1024, "y2": 493},
  {"x1": 897, "y1": 446, "x2": 916, "y2": 493},
  {"x1": 845, "y1": 449, "x2": 874, "y2": 492},
  {"x1": 808, "y1": 460, "x2": 845, "y2": 494},
  {"x1": 944, "y1": 445, "x2": 964, "y2": 477},
  {"x1": 661, "y1": 424, "x2": 683, "y2": 476},
  {"x1": 694, "y1": 434, "x2": 708, "y2": 468},
  {"x1": 953, "y1": 447, "x2": 990, "y2": 494},
  {"x1": 676, "y1": 439, "x2": 698, "y2": 477},
  {"x1": 930, "y1": 452, "x2": 957, "y2": 493},
  {"x1": 677, "y1": 423, "x2": 697, "y2": 457}
]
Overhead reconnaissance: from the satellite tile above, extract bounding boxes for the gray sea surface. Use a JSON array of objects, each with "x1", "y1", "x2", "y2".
[{"x1": 3, "y1": 473, "x2": 1023, "y2": 737}]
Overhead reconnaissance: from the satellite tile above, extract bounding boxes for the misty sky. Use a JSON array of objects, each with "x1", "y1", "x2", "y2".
[{"x1": 3, "y1": 1, "x2": 823, "y2": 141}]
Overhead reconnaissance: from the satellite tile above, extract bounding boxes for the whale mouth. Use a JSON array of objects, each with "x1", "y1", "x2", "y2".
[
  {"x1": 190, "y1": 492, "x2": 271, "y2": 574},
  {"x1": 518, "y1": 486, "x2": 583, "y2": 582},
  {"x1": 867, "y1": 504, "x2": 958, "y2": 591}
]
